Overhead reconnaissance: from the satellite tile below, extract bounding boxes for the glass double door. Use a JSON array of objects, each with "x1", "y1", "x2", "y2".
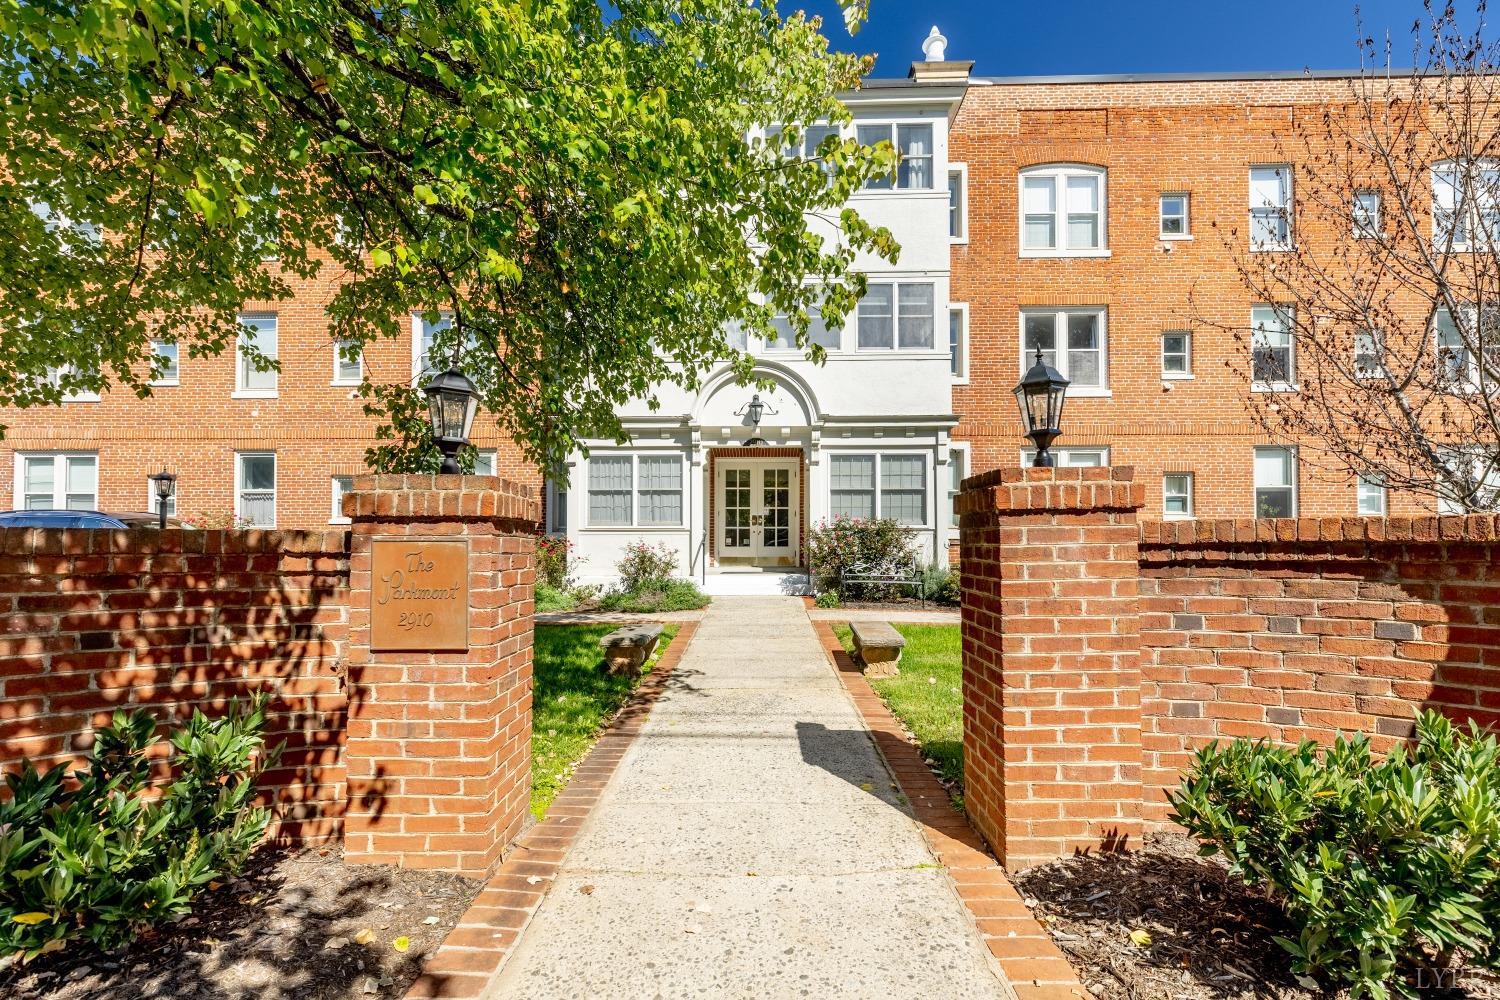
[{"x1": 719, "y1": 462, "x2": 797, "y2": 565}]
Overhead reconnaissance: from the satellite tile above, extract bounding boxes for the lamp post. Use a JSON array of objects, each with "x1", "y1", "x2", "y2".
[
  {"x1": 423, "y1": 368, "x2": 479, "y2": 474},
  {"x1": 147, "y1": 469, "x2": 176, "y2": 529},
  {"x1": 1013, "y1": 348, "x2": 1070, "y2": 468}
]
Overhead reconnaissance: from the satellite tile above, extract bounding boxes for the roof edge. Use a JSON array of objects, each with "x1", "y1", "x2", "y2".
[{"x1": 970, "y1": 67, "x2": 1412, "y2": 86}]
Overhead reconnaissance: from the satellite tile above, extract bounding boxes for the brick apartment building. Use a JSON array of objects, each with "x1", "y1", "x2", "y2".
[{"x1": 0, "y1": 35, "x2": 1465, "y2": 587}]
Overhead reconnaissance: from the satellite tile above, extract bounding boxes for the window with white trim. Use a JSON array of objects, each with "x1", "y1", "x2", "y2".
[
  {"x1": 1254, "y1": 446, "x2": 1296, "y2": 518},
  {"x1": 1249, "y1": 165, "x2": 1293, "y2": 250},
  {"x1": 236, "y1": 313, "x2": 278, "y2": 396},
  {"x1": 949, "y1": 305, "x2": 968, "y2": 380},
  {"x1": 333, "y1": 338, "x2": 362, "y2": 385},
  {"x1": 1022, "y1": 308, "x2": 1107, "y2": 389},
  {"x1": 1353, "y1": 190, "x2": 1381, "y2": 238},
  {"x1": 1163, "y1": 473, "x2": 1193, "y2": 519},
  {"x1": 1433, "y1": 307, "x2": 1500, "y2": 391},
  {"x1": 1251, "y1": 305, "x2": 1295, "y2": 388},
  {"x1": 1159, "y1": 193, "x2": 1189, "y2": 238},
  {"x1": 1354, "y1": 329, "x2": 1386, "y2": 379},
  {"x1": 858, "y1": 282, "x2": 934, "y2": 350},
  {"x1": 1357, "y1": 475, "x2": 1386, "y2": 516},
  {"x1": 29, "y1": 199, "x2": 100, "y2": 248},
  {"x1": 586, "y1": 455, "x2": 683, "y2": 527},
  {"x1": 235, "y1": 452, "x2": 276, "y2": 527},
  {"x1": 545, "y1": 477, "x2": 568, "y2": 534},
  {"x1": 828, "y1": 453, "x2": 929, "y2": 526},
  {"x1": 1020, "y1": 165, "x2": 1105, "y2": 255},
  {"x1": 1438, "y1": 447, "x2": 1500, "y2": 512},
  {"x1": 948, "y1": 447, "x2": 968, "y2": 528},
  {"x1": 948, "y1": 165, "x2": 968, "y2": 241},
  {"x1": 16, "y1": 453, "x2": 97, "y2": 510},
  {"x1": 1162, "y1": 330, "x2": 1191, "y2": 377},
  {"x1": 1432, "y1": 160, "x2": 1500, "y2": 249},
  {"x1": 473, "y1": 449, "x2": 497, "y2": 476},
  {"x1": 1021, "y1": 447, "x2": 1109, "y2": 468},
  {"x1": 151, "y1": 340, "x2": 179, "y2": 385},
  {"x1": 413, "y1": 311, "x2": 452, "y2": 383},
  {"x1": 770, "y1": 308, "x2": 840, "y2": 351},
  {"x1": 858, "y1": 122, "x2": 934, "y2": 190},
  {"x1": 330, "y1": 475, "x2": 353, "y2": 524},
  {"x1": 45, "y1": 363, "x2": 100, "y2": 402}
]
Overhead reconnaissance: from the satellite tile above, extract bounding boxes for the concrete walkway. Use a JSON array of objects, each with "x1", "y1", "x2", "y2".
[{"x1": 487, "y1": 597, "x2": 1011, "y2": 999}]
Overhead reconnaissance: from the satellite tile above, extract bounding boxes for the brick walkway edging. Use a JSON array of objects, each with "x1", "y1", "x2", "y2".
[
  {"x1": 403, "y1": 621, "x2": 699, "y2": 1000},
  {"x1": 811, "y1": 620, "x2": 1087, "y2": 1000}
]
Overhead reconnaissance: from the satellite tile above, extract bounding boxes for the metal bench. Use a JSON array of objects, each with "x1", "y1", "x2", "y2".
[
  {"x1": 849, "y1": 621, "x2": 906, "y2": 678},
  {"x1": 598, "y1": 623, "x2": 664, "y2": 675},
  {"x1": 839, "y1": 561, "x2": 924, "y2": 606}
]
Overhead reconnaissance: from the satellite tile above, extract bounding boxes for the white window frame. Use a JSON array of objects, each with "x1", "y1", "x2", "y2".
[
  {"x1": 1357, "y1": 475, "x2": 1387, "y2": 516},
  {"x1": 827, "y1": 452, "x2": 931, "y2": 527},
  {"x1": 1253, "y1": 446, "x2": 1298, "y2": 518},
  {"x1": 473, "y1": 448, "x2": 498, "y2": 476},
  {"x1": 767, "y1": 303, "x2": 841, "y2": 353},
  {"x1": 1432, "y1": 306, "x2": 1500, "y2": 393},
  {"x1": 1249, "y1": 165, "x2": 1294, "y2": 251},
  {"x1": 150, "y1": 340, "x2": 180, "y2": 387},
  {"x1": 330, "y1": 474, "x2": 354, "y2": 525},
  {"x1": 949, "y1": 303, "x2": 969, "y2": 383},
  {"x1": 1354, "y1": 329, "x2": 1387, "y2": 380},
  {"x1": 46, "y1": 364, "x2": 100, "y2": 403},
  {"x1": 584, "y1": 453, "x2": 685, "y2": 529},
  {"x1": 1159, "y1": 193, "x2": 1191, "y2": 240},
  {"x1": 1161, "y1": 330, "x2": 1193, "y2": 379},
  {"x1": 233, "y1": 312, "x2": 278, "y2": 398},
  {"x1": 1020, "y1": 446, "x2": 1110, "y2": 468},
  {"x1": 1353, "y1": 190, "x2": 1382, "y2": 239},
  {"x1": 14, "y1": 452, "x2": 98, "y2": 511},
  {"x1": 857, "y1": 281, "x2": 938, "y2": 352},
  {"x1": 856, "y1": 121, "x2": 936, "y2": 192},
  {"x1": 1250, "y1": 305, "x2": 1297, "y2": 392},
  {"x1": 1019, "y1": 164, "x2": 1108, "y2": 258},
  {"x1": 544, "y1": 477, "x2": 568, "y2": 535},
  {"x1": 948, "y1": 163, "x2": 969, "y2": 243},
  {"x1": 1163, "y1": 473, "x2": 1194, "y2": 520},
  {"x1": 332, "y1": 338, "x2": 363, "y2": 386},
  {"x1": 947, "y1": 443, "x2": 970, "y2": 529},
  {"x1": 412, "y1": 310, "x2": 462, "y2": 384},
  {"x1": 1019, "y1": 307, "x2": 1110, "y2": 396},
  {"x1": 235, "y1": 451, "x2": 277, "y2": 528},
  {"x1": 1432, "y1": 159, "x2": 1500, "y2": 251}
]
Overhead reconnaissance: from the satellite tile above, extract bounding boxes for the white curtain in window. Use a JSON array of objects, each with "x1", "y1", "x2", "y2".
[
  {"x1": 858, "y1": 285, "x2": 894, "y2": 349},
  {"x1": 638, "y1": 457, "x2": 683, "y2": 526},
  {"x1": 830, "y1": 455, "x2": 875, "y2": 519},
  {"x1": 880, "y1": 455, "x2": 926, "y2": 525},
  {"x1": 588, "y1": 457, "x2": 633, "y2": 525},
  {"x1": 897, "y1": 284, "x2": 934, "y2": 350},
  {"x1": 1022, "y1": 177, "x2": 1056, "y2": 248}
]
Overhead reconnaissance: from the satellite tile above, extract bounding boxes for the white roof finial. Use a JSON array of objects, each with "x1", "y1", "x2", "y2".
[{"x1": 922, "y1": 25, "x2": 948, "y2": 63}]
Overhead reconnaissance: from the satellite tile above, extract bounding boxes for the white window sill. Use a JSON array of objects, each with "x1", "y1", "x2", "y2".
[
  {"x1": 582, "y1": 524, "x2": 688, "y2": 532},
  {"x1": 232, "y1": 388, "x2": 279, "y2": 399},
  {"x1": 329, "y1": 517, "x2": 351, "y2": 526},
  {"x1": 1163, "y1": 512, "x2": 1196, "y2": 521},
  {"x1": 852, "y1": 187, "x2": 942, "y2": 197},
  {"x1": 330, "y1": 380, "x2": 362, "y2": 388},
  {"x1": 150, "y1": 379, "x2": 180, "y2": 388},
  {"x1": 61, "y1": 396, "x2": 100, "y2": 403},
  {"x1": 1251, "y1": 382, "x2": 1299, "y2": 393},
  {"x1": 1161, "y1": 371, "x2": 1195, "y2": 381},
  {"x1": 1159, "y1": 233, "x2": 1193, "y2": 242},
  {"x1": 950, "y1": 235, "x2": 970, "y2": 246},
  {"x1": 1020, "y1": 248, "x2": 1111, "y2": 259},
  {"x1": 952, "y1": 375, "x2": 970, "y2": 385},
  {"x1": 1250, "y1": 244, "x2": 1296, "y2": 253},
  {"x1": 1063, "y1": 387, "x2": 1112, "y2": 398}
]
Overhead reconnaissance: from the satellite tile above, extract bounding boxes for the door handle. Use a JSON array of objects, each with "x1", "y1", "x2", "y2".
[{"x1": 751, "y1": 514, "x2": 764, "y2": 526}]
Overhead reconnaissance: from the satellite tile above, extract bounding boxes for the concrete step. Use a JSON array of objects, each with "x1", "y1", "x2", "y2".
[{"x1": 700, "y1": 570, "x2": 812, "y2": 597}]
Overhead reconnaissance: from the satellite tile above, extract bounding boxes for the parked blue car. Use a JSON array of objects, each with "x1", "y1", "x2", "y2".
[{"x1": 0, "y1": 510, "x2": 184, "y2": 529}]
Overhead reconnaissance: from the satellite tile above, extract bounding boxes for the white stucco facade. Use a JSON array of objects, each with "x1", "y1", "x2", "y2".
[{"x1": 557, "y1": 71, "x2": 969, "y2": 593}]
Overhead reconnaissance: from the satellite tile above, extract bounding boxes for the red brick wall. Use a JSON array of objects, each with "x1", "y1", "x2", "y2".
[
  {"x1": 0, "y1": 526, "x2": 349, "y2": 843},
  {"x1": 1138, "y1": 514, "x2": 1500, "y2": 824}
]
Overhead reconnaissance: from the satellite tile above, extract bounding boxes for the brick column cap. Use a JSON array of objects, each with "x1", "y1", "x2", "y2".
[
  {"x1": 345, "y1": 474, "x2": 539, "y2": 525},
  {"x1": 1140, "y1": 512, "x2": 1500, "y2": 547},
  {"x1": 958, "y1": 465, "x2": 1143, "y2": 516}
]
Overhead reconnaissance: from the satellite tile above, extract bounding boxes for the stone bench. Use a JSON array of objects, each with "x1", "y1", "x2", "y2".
[
  {"x1": 849, "y1": 621, "x2": 905, "y2": 679},
  {"x1": 599, "y1": 623, "x2": 664, "y2": 675}
]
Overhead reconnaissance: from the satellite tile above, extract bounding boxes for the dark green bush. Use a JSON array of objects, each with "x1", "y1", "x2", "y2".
[
  {"x1": 1169, "y1": 711, "x2": 1499, "y2": 999},
  {"x1": 813, "y1": 590, "x2": 840, "y2": 609},
  {"x1": 918, "y1": 562, "x2": 959, "y2": 605},
  {"x1": 0, "y1": 696, "x2": 280, "y2": 959},
  {"x1": 805, "y1": 516, "x2": 916, "y2": 600}
]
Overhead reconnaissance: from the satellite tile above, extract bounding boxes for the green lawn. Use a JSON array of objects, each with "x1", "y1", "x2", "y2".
[
  {"x1": 531, "y1": 623, "x2": 678, "y2": 818},
  {"x1": 833, "y1": 623, "x2": 964, "y2": 802}
]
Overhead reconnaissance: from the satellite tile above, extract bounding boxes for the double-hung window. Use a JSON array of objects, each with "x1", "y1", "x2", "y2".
[
  {"x1": 948, "y1": 164, "x2": 968, "y2": 241},
  {"x1": 858, "y1": 123, "x2": 934, "y2": 190},
  {"x1": 1354, "y1": 329, "x2": 1386, "y2": 379},
  {"x1": 1433, "y1": 160, "x2": 1500, "y2": 249},
  {"x1": 1163, "y1": 473, "x2": 1193, "y2": 519},
  {"x1": 1161, "y1": 331, "x2": 1192, "y2": 377},
  {"x1": 334, "y1": 338, "x2": 363, "y2": 385},
  {"x1": 829, "y1": 454, "x2": 928, "y2": 525},
  {"x1": 857, "y1": 282, "x2": 934, "y2": 350},
  {"x1": 948, "y1": 447, "x2": 968, "y2": 528},
  {"x1": 586, "y1": 455, "x2": 683, "y2": 527},
  {"x1": 1159, "y1": 194, "x2": 1190, "y2": 238},
  {"x1": 1020, "y1": 165, "x2": 1106, "y2": 255},
  {"x1": 770, "y1": 308, "x2": 840, "y2": 351},
  {"x1": 1253, "y1": 447, "x2": 1296, "y2": 518},
  {"x1": 1353, "y1": 191, "x2": 1381, "y2": 238},
  {"x1": 413, "y1": 311, "x2": 452, "y2": 383},
  {"x1": 472, "y1": 449, "x2": 498, "y2": 476},
  {"x1": 545, "y1": 478, "x2": 568, "y2": 534},
  {"x1": 1251, "y1": 305, "x2": 1296, "y2": 389},
  {"x1": 235, "y1": 452, "x2": 277, "y2": 527},
  {"x1": 1357, "y1": 475, "x2": 1387, "y2": 516},
  {"x1": 151, "y1": 340, "x2": 179, "y2": 386},
  {"x1": 330, "y1": 475, "x2": 354, "y2": 524},
  {"x1": 16, "y1": 453, "x2": 97, "y2": 510},
  {"x1": 235, "y1": 313, "x2": 278, "y2": 396},
  {"x1": 1022, "y1": 308, "x2": 1107, "y2": 391},
  {"x1": 1250, "y1": 165, "x2": 1293, "y2": 250},
  {"x1": 949, "y1": 305, "x2": 968, "y2": 380},
  {"x1": 1434, "y1": 306, "x2": 1500, "y2": 391},
  {"x1": 46, "y1": 363, "x2": 100, "y2": 403}
]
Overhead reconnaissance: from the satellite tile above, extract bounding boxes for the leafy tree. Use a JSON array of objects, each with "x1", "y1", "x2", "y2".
[{"x1": 0, "y1": 0, "x2": 896, "y2": 474}]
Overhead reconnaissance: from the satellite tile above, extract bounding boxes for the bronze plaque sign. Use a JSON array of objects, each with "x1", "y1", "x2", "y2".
[{"x1": 370, "y1": 539, "x2": 469, "y2": 652}]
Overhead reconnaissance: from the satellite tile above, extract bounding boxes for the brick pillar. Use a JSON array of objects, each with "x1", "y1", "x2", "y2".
[
  {"x1": 343, "y1": 474, "x2": 538, "y2": 875},
  {"x1": 958, "y1": 466, "x2": 1145, "y2": 870}
]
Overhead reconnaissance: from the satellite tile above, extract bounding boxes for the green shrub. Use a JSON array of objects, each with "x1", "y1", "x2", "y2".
[
  {"x1": 805, "y1": 516, "x2": 916, "y2": 600},
  {"x1": 1169, "y1": 711, "x2": 1499, "y2": 999},
  {"x1": 536, "y1": 583, "x2": 578, "y2": 613},
  {"x1": 615, "y1": 541, "x2": 680, "y2": 592},
  {"x1": 0, "y1": 696, "x2": 280, "y2": 959},
  {"x1": 813, "y1": 590, "x2": 840, "y2": 609},
  {"x1": 535, "y1": 535, "x2": 577, "y2": 590},
  {"x1": 918, "y1": 562, "x2": 959, "y2": 605},
  {"x1": 598, "y1": 578, "x2": 709, "y2": 613}
]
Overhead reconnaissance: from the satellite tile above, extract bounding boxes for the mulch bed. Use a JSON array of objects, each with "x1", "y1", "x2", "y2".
[
  {"x1": 1013, "y1": 832, "x2": 1500, "y2": 1000},
  {"x1": 0, "y1": 844, "x2": 483, "y2": 1000}
]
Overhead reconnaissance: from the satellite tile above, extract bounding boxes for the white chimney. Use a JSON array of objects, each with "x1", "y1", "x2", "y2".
[
  {"x1": 908, "y1": 26, "x2": 971, "y2": 84},
  {"x1": 922, "y1": 26, "x2": 948, "y2": 63}
]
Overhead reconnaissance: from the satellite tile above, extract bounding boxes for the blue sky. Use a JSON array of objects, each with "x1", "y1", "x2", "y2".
[{"x1": 794, "y1": 1, "x2": 1471, "y2": 79}]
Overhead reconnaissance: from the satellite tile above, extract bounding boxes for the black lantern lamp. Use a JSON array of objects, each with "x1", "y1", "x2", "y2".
[
  {"x1": 1014, "y1": 348, "x2": 1070, "y2": 468},
  {"x1": 424, "y1": 368, "x2": 479, "y2": 474},
  {"x1": 147, "y1": 468, "x2": 176, "y2": 530},
  {"x1": 734, "y1": 392, "x2": 777, "y2": 447}
]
